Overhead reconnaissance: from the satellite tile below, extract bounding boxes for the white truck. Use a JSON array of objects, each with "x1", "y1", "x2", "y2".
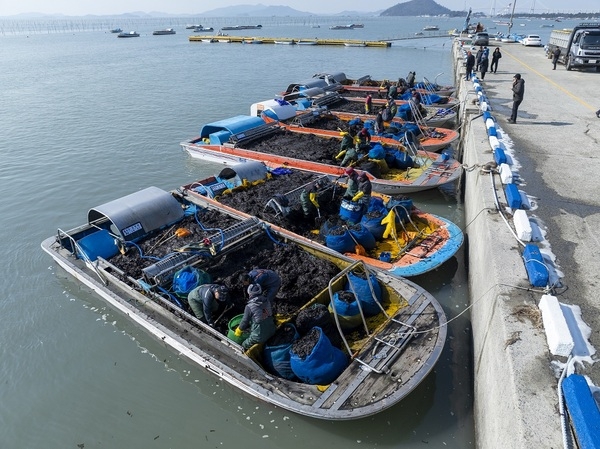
[{"x1": 546, "y1": 22, "x2": 600, "y2": 71}]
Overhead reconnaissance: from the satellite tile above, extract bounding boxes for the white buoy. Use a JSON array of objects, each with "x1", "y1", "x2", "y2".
[
  {"x1": 499, "y1": 163, "x2": 513, "y2": 184},
  {"x1": 538, "y1": 295, "x2": 574, "y2": 357},
  {"x1": 513, "y1": 209, "x2": 532, "y2": 241}
]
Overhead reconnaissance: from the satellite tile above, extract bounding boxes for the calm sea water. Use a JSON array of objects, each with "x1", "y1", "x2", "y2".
[{"x1": 0, "y1": 15, "x2": 500, "y2": 448}]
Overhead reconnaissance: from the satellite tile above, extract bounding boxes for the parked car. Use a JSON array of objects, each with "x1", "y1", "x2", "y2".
[
  {"x1": 473, "y1": 32, "x2": 490, "y2": 46},
  {"x1": 522, "y1": 34, "x2": 543, "y2": 46}
]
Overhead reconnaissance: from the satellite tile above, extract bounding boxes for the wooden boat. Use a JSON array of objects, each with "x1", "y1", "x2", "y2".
[
  {"x1": 340, "y1": 92, "x2": 459, "y2": 110},
  {"x1": 180, "y1": 116, "x2": 463, "y2": 195},
  {"x1": 117, "y1": 31, "x2": 139, "y2": 38},
  {"x1": 271, "y1": 109, "x2": 459, "y2": 153},
  {"x1": 310, "y1": 72, "x2": 456, "y2": 97},
  {"x1": 179, "y1": 161, "x2": 463, "y2": 277},
  {"x1": 41, "y1": 185, "x2": 447, "y2": 420},
  {"x1": 153, "y1": 28, "x2": 176, "y2": 35}
]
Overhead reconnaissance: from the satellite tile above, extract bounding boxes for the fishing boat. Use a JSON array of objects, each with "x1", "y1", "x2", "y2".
[
  {"x1": 152, "y1": 28, "x2": 176, "y2": 35},
  {"x1": 309, "y1": 72, "x2": 456, "y2": 98},
  {"x1": 41, "y1": 185, "x2": 447, "y2": 420},
  {"x1": 221, "y1": 24, "x2": 263, "y2": 30},
  {"x1": 274, "y1": 109, "x2": 458, "y2": 153},
  {"x1": 423, "y1": 25, "x2": 440, "y2": 31},
  {"x1": 193, "y1": 26, "x2": 214, "y2": 32},
  {"x1": 330, "y1": 24, "x2": 355, "y2": 30},
  {"x1": 343, "y1": 42, "x2": 367, "y2": 47},
  {"x1": 117, "y1": 31, "x2": 139, "y2": 38},
  {"x1": 179, "y1": 161, "x2": 463, "y2": 277},
  {"x1": 297, "y1": 40, "x2": 318, "y2": 45},
  {"x1": 274, "y1": 39, "x2": 296, "y2": 45},
  {"x1": 180, "y1": 115, "x2": 463, "y2": 195},
  {"x1": 110, "y1": 28, "x2": 122, "y2": 33}
]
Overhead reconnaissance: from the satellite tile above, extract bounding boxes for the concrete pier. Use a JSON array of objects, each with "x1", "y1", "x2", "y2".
[{"x1": 453, "y1": 40, "x2": 600, "y2": 447}]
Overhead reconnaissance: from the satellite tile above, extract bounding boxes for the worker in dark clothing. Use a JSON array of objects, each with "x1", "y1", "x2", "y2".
[
  {"x1": 374, "y1": 109, "x2": 384, "y2": 134},
  {"x1": 240, "y1": 268, "x2": 282, "y2": 306},
  {"x1": 475, "y1": 46, "x2": 484, "y2": 71},
  {"x1": 508, "y1": 73, "x2": 525, "y2": 124},
  {"x1": 336, "y1": 131, "x2": 358, "y2": 166},
  {"x1": 187, "y1": 284, "x2": 231, "y2": 327},
  {"x1": 490, "y1": 47, "x2": 502, "y2": 73},
  {"x1": 356, "y1": 127, "x2": 371, "y2": 149},
  {"x1": 352, "y1": 171, "x2": 372, "y2": 214},
  {"x1": 406, "y1": 71, "x2": 416, "y2": 88},
  {"x1": 480, "y1": 52, "x2": 489, "y2": 79},
  {"x1": 552, "y1": 47, "x2": 561, "y2": 70},
  {"x1": 299, "y1": 181, "x2": 322, "y2": 220},
  {"x1": 234, "y1": 284, "x2": 276, "y2": 350},
  {"x1": 465, "y1": 51, "x2": 475, "y2": 80},
  {"x1": 388, "y1": 83, "x2": 398, "y2": 100},
  {"x1": 343, "y1": 167, "x2": 359, "y2": 200}
]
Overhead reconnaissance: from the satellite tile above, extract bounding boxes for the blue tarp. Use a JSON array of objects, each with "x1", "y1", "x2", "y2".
[{"x1": 199, "y1": 115, "x2": 266, "y2": 143}]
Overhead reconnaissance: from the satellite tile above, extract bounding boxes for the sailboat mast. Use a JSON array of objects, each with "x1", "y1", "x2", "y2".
[{"x1": 508, "y1": 0, "x2": 517, "y2": 35}]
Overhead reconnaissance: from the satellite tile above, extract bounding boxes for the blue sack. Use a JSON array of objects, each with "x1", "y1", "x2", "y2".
[
  {"x1": 349, "y1": 224, "x2": 376, "y2": 250},
  {"x1": 345, "y1": 272, "x2": 382, "y2": 316},
  {"x1": 324, "y1": 226, "x2": 356, "y2": 254},
  {"x1": 173, "y1": 266, "x2": 210, "y2": 297},
  {"x1": 329, "y1": 291, "x2": 362, "y2": 330},
  {"x1": 290, "y1": 327, "x2": 348, "y2": 385},
  {"x1": 263, "y1": 323, "x2": 299, "y2": 380}
]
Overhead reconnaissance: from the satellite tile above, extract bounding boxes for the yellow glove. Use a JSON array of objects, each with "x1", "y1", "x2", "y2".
[
  {"x1": 234, "y1": 327, "x2": 243, "y2": 337},
  {"x1": 352, "y1": 191, "x2": 364, "y2": 202},
  {"x1": 335, "y1": 150, "x2": 346, "y2": 160},
  {"x1": 309, "y1": 192, "x2": 319, "y2": 208}
]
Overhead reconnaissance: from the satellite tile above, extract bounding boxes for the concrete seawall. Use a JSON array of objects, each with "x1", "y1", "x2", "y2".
[{"x1": 451, "y1": 40, "x2": 600, "y2": 448}]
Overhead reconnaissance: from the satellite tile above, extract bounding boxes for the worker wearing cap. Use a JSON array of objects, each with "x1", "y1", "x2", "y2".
[
  {"x1": 187, "y1": 283, "x2": 231, "y2": 327},
  {"x1": 234, "y1": 283, "x2": 276, "y2": 349},
  {"x1": 239, "y1": 268, "x2": 282, "y2": 306},
  {"x1": 343, "y1": 167, "x2": 359, "y2": 200}
]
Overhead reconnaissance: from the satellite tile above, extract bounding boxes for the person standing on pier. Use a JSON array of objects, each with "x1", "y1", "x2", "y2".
[
  {"x1": 490, "y1": 48, "x2": 502, "y2": 73},
  {"x1": 552, "y1": 47, "x2": 561, "y2": 70},
  {"x1": 508, "y1": 73, "x2": 525, "y2": 124},
  {"x1": 465, "y1": 51, "x2": 475, "y2": 80},
  {"x1": 480, "y1": 52, "x2": 489, "y2": 79}
]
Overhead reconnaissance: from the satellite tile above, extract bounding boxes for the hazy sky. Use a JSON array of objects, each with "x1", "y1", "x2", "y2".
[{"x1": 0, "y1": 0, "x2": 597, "y2": 17}]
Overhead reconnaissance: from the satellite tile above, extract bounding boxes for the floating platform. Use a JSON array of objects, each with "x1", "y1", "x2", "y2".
[{"x1": 189, "y1": 35, "x2": 392, "y2": 47}]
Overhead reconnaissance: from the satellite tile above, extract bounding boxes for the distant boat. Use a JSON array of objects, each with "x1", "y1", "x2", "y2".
[
  {"x1": 242, "y1": 38, "x2": 263, "y2": 44},
  {"x1": 540, "y1": 24, "x2": 554, "y2": 27},
  {"x1": 312, "y1": 25, "x2": 321, "y2": 28},
  {"x1": 344, "y1": 42, "x2": 367, "y2": 47},
  {"x1": 186, "y1": 24, "x2": 201, "y2": 29},
  {"x1": 152, "y1": 28, "x2": 176, "y2": 35},
  {"x1": 221, "y1": 24, "x2": 262, "y2": 31},
  {"x1": 117, "y1": 31, "x2": 139, "y2": 38},
  {"x1": 423, "y1": 25, "x2": 439, "y2": 31},
  {"x1": 193, "y1": 26, "x2": 214, "y2": 32},
  {"x1": 330, "y1": 24, "x2": 354, "y2": 30},
  {"x1": 297, "y1": 40, "x2": 318, "y2": 45},
  {"x1": 110, "y1": 28, "x2": 122, "y2": 33},
  {"x1": 274, "y1": 40, "x2": 296, "y2": 45}
]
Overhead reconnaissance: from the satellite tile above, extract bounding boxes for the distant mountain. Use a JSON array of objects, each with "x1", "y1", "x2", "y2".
[
  {"x1": 200, "y1": 4, "x2": 378, "y2": 17},
  {"x1": 380, "y1": 0, "x2": 461, "y2": 17},
  {"x1": 201, "y1": 4, "x2": 312, "y2": 17},
  {"x1": 1, "y1": 5, "x2": 381, "y2": 19}
]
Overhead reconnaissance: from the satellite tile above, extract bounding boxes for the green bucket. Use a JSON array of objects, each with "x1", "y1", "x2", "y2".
[{"x1": 227, "y1": 314, "x2": 249, "y2": 344}]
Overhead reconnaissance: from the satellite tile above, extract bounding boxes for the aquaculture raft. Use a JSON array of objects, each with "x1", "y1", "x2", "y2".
[{"x1": 189, "y1": 35, "x2": 392, "y2": 47}]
